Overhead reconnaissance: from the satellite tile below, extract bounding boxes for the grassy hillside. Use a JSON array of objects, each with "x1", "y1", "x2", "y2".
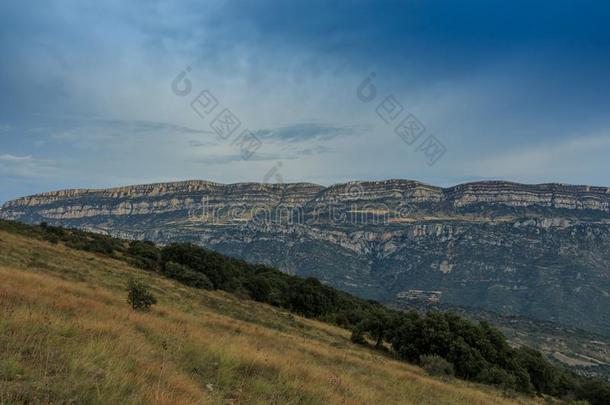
[{"x1": 0, "y1": 228, "x2": 540, "y2": 404}]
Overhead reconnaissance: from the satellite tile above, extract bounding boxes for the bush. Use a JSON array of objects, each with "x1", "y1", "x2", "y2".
[
  {"x1": 130, "y1": 256, "x2": 158, "y2": 271},
  {"x1": 420, "y1": 355, "x2": 455, "y2": 377},
  {"x1": 128, "y1": 240, "x2": 161, "y2": 271},
  {"x1": 161, "y1": 243, "x2": 236, "y2": 289},
  {"x1": 476, "y1": 366, "x2": 517, "y2": 390},
  {"x1": 46, "y1": 234, "x2": 60, "y2": 244},
  {"x1": 350, "y1": 328, "x2": 367, "y2": 345},
  {"x1": 163, "y1": 261, "x2": 213, "y2": 290},
  {"x1": 127, "y1": 279, "x2": 157, "y2": 312},
  {"x1": 577, "y1": 378, "x2": 610, "y2": 405},
  {"x1": 514, "y1": 346, "x2": 561, "y2": 395},
  {"x1": 245, "y1": 275, "x2": 273, "y2": 301}
]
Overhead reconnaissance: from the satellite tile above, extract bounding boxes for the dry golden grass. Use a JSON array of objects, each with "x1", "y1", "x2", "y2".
[{"x1": 0, "y1": 230, "x2": 541, "y2": 404}]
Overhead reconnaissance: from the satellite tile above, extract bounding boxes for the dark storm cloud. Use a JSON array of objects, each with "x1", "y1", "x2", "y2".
[{"x1": 1, "y1": 0, "x2": 610, "y2": 203}]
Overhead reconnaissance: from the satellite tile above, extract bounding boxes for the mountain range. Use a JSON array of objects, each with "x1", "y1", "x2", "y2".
[{"x1": 2, "y1": 179, "x2": 610, "y2": 337}]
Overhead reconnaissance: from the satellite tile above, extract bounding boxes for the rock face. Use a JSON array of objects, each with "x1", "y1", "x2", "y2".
[{"x1": 3, "y1": 179, "x2": 610, "y2": 335}]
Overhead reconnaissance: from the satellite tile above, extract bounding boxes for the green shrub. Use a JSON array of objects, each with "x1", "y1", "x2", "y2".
[
  {"x1": 163, "y1": 261, "x2": 213, "y2": 290},
  {"x1": 161, "y1": 243, "x2": 236, "y2": 289},
  {"x1": 130, "y1": 256, "x2": 158, "y2": 271},
  {"x1": 350, "y1": 329, "x2": 367, "y2": 345},
  {"x1": 128, "y1": 240, "x2": 161, "y2": 270},
  {"x1": 127, "y1": 279, "x2": 157, "y2": 312},
  {"x1": 476, "y1": 366, "x2": 517, "y2": 390},
  {"x1": 420, "y1": 355, "x2": 455, "y2": 377},
  {"x1": 46, "y1": 234, "x2": 60, "y2": 244},
  {"x1": 577, "y1": 378, "x2": 610, "y2": 405}
]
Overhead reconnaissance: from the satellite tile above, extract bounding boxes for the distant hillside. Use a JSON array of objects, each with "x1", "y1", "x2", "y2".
[
  {"x1": 389, "y1": 299, "x2": 610, "y2": 381},
  {"x1": 0, "y1": 222, "x2": 544, "y2": 405},
  {"x1": 2, "y1": 179, "x2": 610, "y2": 337}
]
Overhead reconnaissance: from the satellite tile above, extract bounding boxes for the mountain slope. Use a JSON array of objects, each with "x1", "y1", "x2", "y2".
[
  {"x1": 0, "y1": 226, "x2": 538, "y2": 404},
  {"x1": 2, "y1": 179, "x2": 610, "y2": 337}
]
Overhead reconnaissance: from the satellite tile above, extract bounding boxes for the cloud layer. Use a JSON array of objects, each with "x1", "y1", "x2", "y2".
[{"x1": 1, "y1": 0, "x2": 610, "y2": 202}]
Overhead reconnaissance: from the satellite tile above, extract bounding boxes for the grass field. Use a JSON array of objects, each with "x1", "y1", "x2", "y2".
[{"x1": 0, "y1": 229, "x2": 541, "y2": 404}]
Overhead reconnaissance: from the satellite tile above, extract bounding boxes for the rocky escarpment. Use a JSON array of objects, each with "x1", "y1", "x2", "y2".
[
  {"x1": 446, "y1": 181, "x2": 610, "y2": 212},
  {"x1": 3, "y1": 179, "x2": 610, "y2": 222},
  {"x1": 0, "y1": 180, "x2": 325, "y2": 220},
  {"x1": 2, "y1": 179, "x2": 610, "y2": 336}
]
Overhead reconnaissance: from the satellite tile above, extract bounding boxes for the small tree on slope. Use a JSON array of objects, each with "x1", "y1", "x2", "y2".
[{"x1": 127, "y1": 279, "x2": 157, "y2": 312}]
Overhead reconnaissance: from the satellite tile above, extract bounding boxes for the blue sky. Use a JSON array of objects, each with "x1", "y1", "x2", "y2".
[{"x1": 1, "y1": 0, "x2": 610, "y2": 203}]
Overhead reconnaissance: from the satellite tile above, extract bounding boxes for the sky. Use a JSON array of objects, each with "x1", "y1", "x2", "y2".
[{"x1": 1, "y1": 0, "x2": 610, "y2": 203}]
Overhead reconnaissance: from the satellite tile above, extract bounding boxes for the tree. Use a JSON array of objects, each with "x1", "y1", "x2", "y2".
[
  {"x1": 246, "y1": 274, "x2": 273, "y2": 302},
  {"x1": 355, "y1": 308, "x2": 395, "y2": 348},
  {"x1": 420, "y1": 355, "x2": 455, "y2": 377},
  {"x1": 350, "y1": 327, "x2": 367, "y2": 344},
  {"x1": 128, "y1": 240, "x2": 161, "y2": 271},
  {"x1": 577, "y1": 378, "x2": 610, "y2": 405},
  {"x1": 163, "y1": 261, "x2": 213, "y2": 290},
  {"x1": 127, "y1": 279, "x2": 157, "y2": 312},
  {"x1": 161, "y1": 243, "x2": 236, "y2": 289}
]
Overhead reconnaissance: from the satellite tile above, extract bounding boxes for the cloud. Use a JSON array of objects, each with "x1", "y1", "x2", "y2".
[
  {"x1": 0, "y1": 154, "x2": 33, "y2": 163},
  {"x1": 189, "y1": 140, "x2": 216, "y2": 148},
  {"x1": 44, "y1": 118, "x2": 216, "y2": 150},
  {"x1": 97, "y1": 119, "x2": 214, "y2": 135},
  {"x1": 1, "y1": 0, "x2": 610, "y2": 199},
  {"x1": 0, "y1": 154, "x2": 64, "y2": 180},
  {"x1": 466, "y1": 133, "x2": 610, "y2": 185},
  {"x1": 187, "y1": 152, "x2": 284, "y2": 165},
  {"x1": 257, "y1": 123, "x2": 369, "y2": 143},
  {"x1": 293, "y1": 145, "x2": 334, "y2": 156}
]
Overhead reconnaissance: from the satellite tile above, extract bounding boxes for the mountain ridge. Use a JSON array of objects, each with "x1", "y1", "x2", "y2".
[
  {"x1": 4, "y1": 178, "x2": 610, "y2": 203},
  {"x1": 3, "y1": 179, "x2": 610, "y2": 218}
]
